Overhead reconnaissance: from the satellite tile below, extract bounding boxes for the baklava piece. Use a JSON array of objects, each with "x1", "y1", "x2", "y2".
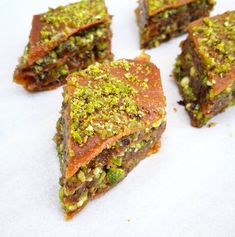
[
  {"x1": 136, "y1": 0, "x2": 215, "y2": 49},
  {"x1": 54, "y1": 55, "x2": 166, "y2": 219},
  {"x1": 14, "y1": 0, "x2": 113, "y2": 91},
  {"x1": 174, "y1": 11, "x2": 235, "y2": 127}
]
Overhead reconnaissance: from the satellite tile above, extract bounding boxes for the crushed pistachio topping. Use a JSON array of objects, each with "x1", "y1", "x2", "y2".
[
  {"x1": 110, "y1": 59, "x2": 133, "y2": 71},
  {"x1": 148, "y1": 0, "x2": 215, "y2": 15},
  {"x1": 111, "y1": 60, "x2": 151, "y2": 86},
  {"x1": 39, "y1": 0, "x2": 108, "y2": 44},
  {"x1": 192, "y1": 11, "x2": 235, "y2": 78},
  {"x1": 148, "y1": 0, "x2": 178, "y2": 14},
  {"x1": 68, "y1": 61, "x2": 147, "y2": 145},
  {"x1": 124, "y1": 73, "x2": 148, "y2": 88}
]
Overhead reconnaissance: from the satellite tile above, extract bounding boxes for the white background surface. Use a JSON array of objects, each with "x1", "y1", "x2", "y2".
[{"x1": 0, "y1": 0, "x2": 234, "y2": 236}]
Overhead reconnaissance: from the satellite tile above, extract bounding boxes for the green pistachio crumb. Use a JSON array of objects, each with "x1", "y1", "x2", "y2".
[
  {"x1": 77, "y1": 170, "x2": 86, "y2": 182},
  {"x1": 107, "y1": 168, "x2": 125, "y2": 185},
  {"x1": 110, "y1": 59, "x2": 133, "y2": 71},
  {"x1": 98, "y1": 171, "x2": 106, "y2": 184},
  {"x1": 93, "y1": 167, "x2": 103, "y2": 178},
  {"x1": 69, "y1": 149, "x2": 75, "y2": 157},
  {"x1": 110, "y1": 156, "x2": 122, "y2": 167},
  {"x1": 179, "y1": 77, "x2": 196, "y2": 101},
  {"x1": 124, "y1": 73, "x2": 148, "y2": 88}
]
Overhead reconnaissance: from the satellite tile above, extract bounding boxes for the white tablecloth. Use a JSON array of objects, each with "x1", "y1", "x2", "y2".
[{"x1": 0, "y1": 0, "x2": 234, "y2": 236}]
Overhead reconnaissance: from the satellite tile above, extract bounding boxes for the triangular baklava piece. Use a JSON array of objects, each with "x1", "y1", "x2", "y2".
[
  {"x1": 55, "y1": 54, "x2": 166, "y2": 219},
  {"x1": 174, "y1": 11, "x2": 235, "y2": 127},
  {"x1": 14, "y1": 0, "x2": 113, "y2": 91}
]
